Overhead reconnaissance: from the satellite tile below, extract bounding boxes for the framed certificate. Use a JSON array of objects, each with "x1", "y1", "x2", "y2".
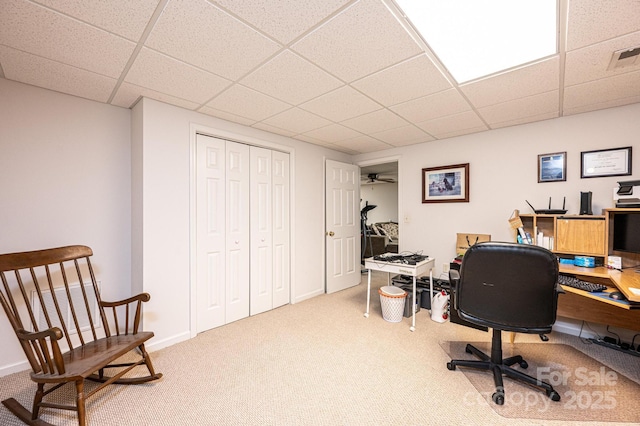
[{"x1": 581, "y1": 147, "x2": 632, "y2": 178}]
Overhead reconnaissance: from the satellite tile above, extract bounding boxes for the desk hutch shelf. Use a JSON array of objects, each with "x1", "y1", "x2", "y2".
[{"x1": 518, "y1": 210, "x2": 640, "y2": 332}]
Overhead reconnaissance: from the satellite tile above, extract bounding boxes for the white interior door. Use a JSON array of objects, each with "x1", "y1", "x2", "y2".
[
  {"x1": 196, "y1": 134, "x2": 226, "y2": 332},
  {"x1": 250, "y1": 146, "x2": 273, "y2": 315},
  {"x1": 325, "y1": 160, "x2": 361, "y2": 294}
]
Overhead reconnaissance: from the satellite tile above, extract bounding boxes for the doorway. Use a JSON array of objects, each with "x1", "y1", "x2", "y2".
[{"x1": 359, "y1": 160, "x2": 399, "y2": 258}]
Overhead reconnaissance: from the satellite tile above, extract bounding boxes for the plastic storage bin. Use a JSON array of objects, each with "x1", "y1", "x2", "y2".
[{"x1": 378, "y1": 286, "x2": 407, "y2": 323}]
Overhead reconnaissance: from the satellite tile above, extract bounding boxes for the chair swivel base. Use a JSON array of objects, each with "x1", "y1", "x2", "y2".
[{"x1": 447, "y1": 335, "x2": 561, "y2": 405}]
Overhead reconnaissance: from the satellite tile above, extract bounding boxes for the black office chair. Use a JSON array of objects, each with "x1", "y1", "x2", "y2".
[{"x1": 446, "y1": 242, "x2": 562, "y2": 405}]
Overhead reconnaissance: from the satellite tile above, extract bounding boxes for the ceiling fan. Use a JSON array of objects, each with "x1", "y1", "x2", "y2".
[{"x1": 364, "y1": 173, "x2": 396, "y2": 184}]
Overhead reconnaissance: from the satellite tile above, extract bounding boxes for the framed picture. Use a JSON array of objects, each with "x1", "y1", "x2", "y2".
[
  {"x1": 422, "y1": 163, "x2": 469, "y2": 203},
  {"x1": 581, "y1": 146, "x2": 632, "y2": 178},
  {"x1": 538, "y1": 152, "x2": 566, "y2": 182}
]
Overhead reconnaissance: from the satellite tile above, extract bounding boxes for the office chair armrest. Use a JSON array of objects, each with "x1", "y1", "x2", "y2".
[
  {"x1": 449, "y1": 269, "x2": 460, "y2": 285},
  {"x1": 449, "y1": 269, "x2": 460, "y2": 310}
]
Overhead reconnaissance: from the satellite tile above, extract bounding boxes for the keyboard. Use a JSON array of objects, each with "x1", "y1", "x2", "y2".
[
  {"x1": 558, "y1": 274, "x2": 607, "y2": 292},
  {"x1": 373, "y1": 254, "x2": 427, "y2": 264}
]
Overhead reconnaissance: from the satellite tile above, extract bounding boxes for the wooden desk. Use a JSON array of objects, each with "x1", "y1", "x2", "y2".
[{"x1": 557, "y1": 265, "x2": 640, "y2": 331}]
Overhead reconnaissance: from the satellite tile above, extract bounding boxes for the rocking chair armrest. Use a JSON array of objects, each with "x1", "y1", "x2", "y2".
[
  {"x1": 16, "y1": 327, "x2": 66, "y2": 375},
  {"x1": 16, "y1": 327, "x2": 63, "y2": 342},
  {"x1": 100, "y1": 292, "x2": 151, "y2": 308},
  {"x1": 100, "y1": 293, "x2": 151, "y2": 334}
]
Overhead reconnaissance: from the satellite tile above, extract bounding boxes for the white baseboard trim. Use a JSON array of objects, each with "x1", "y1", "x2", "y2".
[
  {"x1": 0, "y1": 360, "x2": 30, "y2": 377},
  {"x1": 553, "y1": 319, "x2": 598, "y2": 339},
  {"x1": 146, "y1": 330, "x2": 191, "y2": 353},
  {"x1": 294, "y1": 288, "x2": 324, "y2": 304}
]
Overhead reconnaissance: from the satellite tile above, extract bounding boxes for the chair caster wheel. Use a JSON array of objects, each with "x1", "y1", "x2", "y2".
[
  {"x1": 446, "y1": 362, "x2": 456, "y2": 371},
  {"x1": 519, "y1": 360, "x2": 528, "y2": 369},
  {"x1": 547, "y1": 390, "x2": 561, "y2": 401},
  {"x1": 492, "y1": 392, "x2": 505, "y2": 405}
]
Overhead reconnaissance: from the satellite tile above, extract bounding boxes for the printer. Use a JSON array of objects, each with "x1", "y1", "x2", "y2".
[{"x1": 613, "y1": 180, "x2": 640, "y2": 208}]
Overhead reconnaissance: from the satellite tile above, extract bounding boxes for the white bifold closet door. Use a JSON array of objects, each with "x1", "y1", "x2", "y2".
[
  {"x1": 196, "y1": 134, "x2": 290, "y2": 333},
  {"x1": 250, "y1": 147, "x2": 290, "y2": 315},
  {"x1": 196, "y1": 134, "x2": 250, "y2": 332}
]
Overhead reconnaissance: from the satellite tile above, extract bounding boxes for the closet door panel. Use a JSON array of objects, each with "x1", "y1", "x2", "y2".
[
  {"x1": 196, "y1": 134, "x2": 226, "y2": 332},
  {"x1": 250, "y1": 147, "x2": 273, "y2": 315},
  {"x1": 225, "y1": 142, "x2": 250, "y2": 323},
  {"x1": 272, "y1": 151, "x2": 290, "y2": 309}
]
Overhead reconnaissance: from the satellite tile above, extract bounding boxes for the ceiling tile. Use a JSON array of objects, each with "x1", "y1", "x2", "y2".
[
  {"x1": 567, "y1": 0, "x2": 640, "y2": 50},
  {"x1": 240, "y1": 50, "x2": 342, "y2": 105},
  {"x1": 490, "y1": 111, "x2": 559, "y2": 130},
  {"x1": 461, "y1": 57, "x2": 559, "y2": 108},
  {"x1": 352, "y1": 54, "x2": 452, "y2": 106},
  {"x1": 125, "y1": 48, "x2": 231, "y2": 105},
  {"x1": 261, "y1": 107, "x2": 332, "y2": 134},
  {"x1": 370, "y1": 125, "x2": 434, "y2": 146},
  {"x1": 565, "y1": 31, "x2": 640, "y2": 86},
  {"x1": 416, "y1": 111, "x2": 487, "y2": 139},
  {"x1": 145, "y1": 0, "x2": 281, "y2": 80},
  {"x1": 564, "y1": 95, "x2": 640, "y2": 116},
  {"x1": 212, "y1": 0, "x2": 351, "y2": 44},
  {"x1": 112, "y1": 82, "x2": 201, "y2": 110},
  {"x1": 341, "y1": 109, "x2": 408, "y2": 134},
  {"x1": 251, "y1": 122, "x2": 297, "y2": 137},
  {"x1": 32, "y1": 0, "x2": 159, "y2": 41},
  {"x1": 564, "y1": 70, "x2": 640, "y2": 111},
  {"x1": 299, "y1": 123, "x2": 362, "y2": 143},
  {"x1": 332, "y1": 135, "x2": 392, "y2": 153},
  {"x1": 435, "y1": 125, "x2": 489, "y2": 140},
  {"x1": 294, "y1": 134, "x2": 358, "y2": 153},
  {"x1": 291, "y1": 0, "x2": 422, "y2": 82},
  {"x1": 198, "y1": 105, "x2": 257, "y2": 126},
  {"x1": 299, "y1": 85, "x2": 380, "y2": 122},
  {"x1": 390, "y1": 89, "x2": 471, "y2": 123},
  {"x1": 0, "y1": 0, "x2": 135, "y2": 78},
  {"x1": 205, "y1": 84, "x2": 291, "y2": 121},
  {"x1": 0, "y1": 45, "x2": 115, "y2": 102},
  {"x1": 478, "y1": 91, "x2": 559, "y2": 126}
]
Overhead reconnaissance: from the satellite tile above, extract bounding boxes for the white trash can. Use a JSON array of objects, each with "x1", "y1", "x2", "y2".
[
  {"x1": 431, "y1": 291, "x2": 449, "y2": 323},
  {"x1": 379, "y1": 286, "x2": 407, "y2": 323}
]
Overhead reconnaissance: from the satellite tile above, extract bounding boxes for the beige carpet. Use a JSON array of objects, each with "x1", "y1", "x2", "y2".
[
  {"x1": 442, "y1": 341, "x2": 640, "y2": 422},
  {"x1": 0, "y1": 271, "x2": 639, "y2": 425}
]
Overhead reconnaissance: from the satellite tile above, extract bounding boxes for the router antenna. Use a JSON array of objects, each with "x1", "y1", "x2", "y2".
[
  {"x1": 562, "y1": 196, "x2": 566, "y2": 210},
  {"x1": 548, "y1": 197, "x2": 551, "y2": 209}
]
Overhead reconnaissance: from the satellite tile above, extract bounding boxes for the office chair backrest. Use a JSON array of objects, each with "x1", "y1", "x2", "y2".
[{"x1": 457, "y1": 242, "x2": 559, "y2": 332}]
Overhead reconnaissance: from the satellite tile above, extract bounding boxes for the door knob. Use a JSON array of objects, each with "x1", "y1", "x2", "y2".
[{"x1": 327, "y1": 231, "x2": 335, "y2": 237}]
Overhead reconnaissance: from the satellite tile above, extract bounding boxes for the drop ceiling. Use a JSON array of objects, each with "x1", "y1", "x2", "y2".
[{"x1": 1, "y1": 0, "x2": 639, "y2": 154}]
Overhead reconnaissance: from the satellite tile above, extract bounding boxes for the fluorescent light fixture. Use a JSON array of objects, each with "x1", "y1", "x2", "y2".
[{"x1": 395, "y1": 0, "x2": 557, "y2": 83}]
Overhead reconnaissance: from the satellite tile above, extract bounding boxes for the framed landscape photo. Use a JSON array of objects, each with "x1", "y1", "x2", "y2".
[
  {"x1": 538, "y1": 152, "x2": 566, "y2": 183},
  {"x1": 581, "y1": 146, "x2": 632, "y2": 178},
  {"x1": 422, "y1": 163, "x2": 469, "y2": 203}
]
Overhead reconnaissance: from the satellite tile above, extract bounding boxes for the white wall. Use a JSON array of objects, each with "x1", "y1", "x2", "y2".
[
  {"x1": 361, "y1": 182, "x2": 398, "y2": 224},
  {"x1": 0, "y1": 79, "x2": 132, "y2": 375},
  {"x1": 132, "y1": 98, "x2": 352, "y2": 351}
]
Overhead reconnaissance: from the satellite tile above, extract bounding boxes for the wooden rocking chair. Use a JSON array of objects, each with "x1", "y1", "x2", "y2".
[{"x1": 0, "y1": 245, "x2": 162, "y2": 425}]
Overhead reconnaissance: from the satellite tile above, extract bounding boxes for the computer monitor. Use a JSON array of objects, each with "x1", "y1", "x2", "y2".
[{"x1": 612, "y1": 211, "x2": 640, "y2": 253}]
